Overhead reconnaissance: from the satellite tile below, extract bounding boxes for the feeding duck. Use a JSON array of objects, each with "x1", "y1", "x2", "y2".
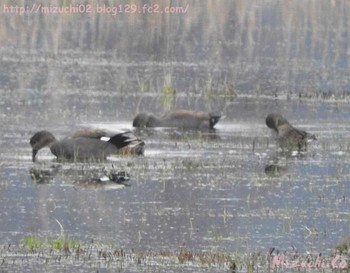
[
  {"x1": 30, "y1": 129, "x2": 144, "y2": 162},
  {"x1": 266, "y1": 113, "x2": 316, "y2": 151},
  {"x1": 133, "y1": 110, "x2": 222, "y2": 130}
]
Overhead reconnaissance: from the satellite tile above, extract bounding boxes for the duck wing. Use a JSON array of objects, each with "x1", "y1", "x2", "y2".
[{"x1": 73, "y1": 128, "x2": 145, "y2": 151}]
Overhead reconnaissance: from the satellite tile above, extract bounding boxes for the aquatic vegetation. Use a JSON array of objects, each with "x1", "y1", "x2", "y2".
[
  {"x1": 0, "y1": 242, "x2": 281, "y2": 272},
  {"x1": 162, "y1": 84, "x2": 176, "y2": 110},
  {"x1": 336, "y1": 241, "x2": 348, "y2": 255},
  {"x1": 6, "y1": 241, "x2": 350, "y2": 272},
  {"x1": 21, "y1": 236, "x2": 80, "y2": 252},
  {"x1": 222, "y1": 85, "x2": 237, "y2": 101},
  {"x1": 21, "y1": 236, "x2": 43, "y2": 250}
]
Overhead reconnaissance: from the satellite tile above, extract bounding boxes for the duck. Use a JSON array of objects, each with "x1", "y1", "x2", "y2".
[
  {"x1": 30, "y1": 129, "x2": 144, "y2": 162},
  {"x1": 133, "y1": 110, "x2": 222, "y2": 129},
  {"x1": 266, "y1": 113, "x2": 316, "y2": 151}
]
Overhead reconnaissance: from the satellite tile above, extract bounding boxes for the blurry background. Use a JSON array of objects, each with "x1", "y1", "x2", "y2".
[{"x1": 1, "y1": 0, "x2": 350, "y2": 101}]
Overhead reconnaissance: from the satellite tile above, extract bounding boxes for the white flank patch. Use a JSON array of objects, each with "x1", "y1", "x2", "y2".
[
  {"x1": 100, "y1": 137, "x2": 110, "y2": 142},
  {"x1": 99, "y1": 176, "x2": 110, "y2": 182},
  {"x1": 291, "y1": 150, "x2": 298, "y2": 156}
]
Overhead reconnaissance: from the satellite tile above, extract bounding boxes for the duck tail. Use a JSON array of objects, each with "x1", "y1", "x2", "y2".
[
  {"x1": 307, "y1": 133, "x2": 317, "y2": 141},
  {"x1": 108, "y1": 132, "x2": 136, "y2": 148},
  {"x1": 109, "y1": 132, "x2": 145, "y2": 154},
  {"x1": 209, "y1": 112, "x2": 222, "y2": 128}
]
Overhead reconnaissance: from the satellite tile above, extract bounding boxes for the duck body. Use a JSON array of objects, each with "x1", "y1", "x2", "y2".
[
  {"x1": 266, "y1": 113, "x2": 316, "y2": 151},
  {"x1": 133, "y1": 110, "x2": 221, "y2": 129},
  {"x1": 30, "y1": 129, "x2": 144, "y2": 162},
  {"x1": 49, "y1": 137, "x2": 118, "y2": 161}
]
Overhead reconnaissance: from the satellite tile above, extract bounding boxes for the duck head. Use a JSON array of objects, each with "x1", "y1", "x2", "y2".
[{"x1": 30, "y1": 131, "x2": 57, "y2": 162}]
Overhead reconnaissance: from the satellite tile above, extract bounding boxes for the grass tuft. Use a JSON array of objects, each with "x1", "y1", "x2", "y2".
[{"x1": 162, "y1": 85, "x2": 176, "y2": 110}]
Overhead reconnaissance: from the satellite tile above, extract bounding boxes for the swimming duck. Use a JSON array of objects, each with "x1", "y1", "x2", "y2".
[{"x1": 133, "y1": 110, "x2": 222, "y2": 129}]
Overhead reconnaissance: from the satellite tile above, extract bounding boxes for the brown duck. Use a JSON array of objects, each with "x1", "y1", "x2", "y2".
[
  {"x1": 133, "y1": 110, "x2": 222, "y2": 129},
  {"x1": 266, "y1": 113, "x2": 316, "y2": 151}
]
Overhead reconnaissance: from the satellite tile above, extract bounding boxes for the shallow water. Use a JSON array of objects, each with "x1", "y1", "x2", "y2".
[{"x1": 1, "y1": 90, "x2": 350, "y2": 260}]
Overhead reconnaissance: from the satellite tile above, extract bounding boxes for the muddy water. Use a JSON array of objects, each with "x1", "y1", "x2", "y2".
[{"x1": 1, "y1": 86, "x2": 350, "y2": 258}]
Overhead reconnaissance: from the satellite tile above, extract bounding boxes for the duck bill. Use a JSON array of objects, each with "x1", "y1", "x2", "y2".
[{"x1": 32, "y1": 149, "x2": 38, "y2": 162}]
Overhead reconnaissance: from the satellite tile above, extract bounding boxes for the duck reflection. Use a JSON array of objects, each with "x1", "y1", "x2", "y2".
[
  {"x1": 30, "y1": 165, "x2": 61, "y2": 184},
  {"x1": 264, "y1": 164, "x2": 288, "y2": 177},
  {"x1": 133, "y1": 126, "x2": 221, "y2": 142},
  {"x1": 29, "y1": 165, "x2": 131, "y2": 188}
]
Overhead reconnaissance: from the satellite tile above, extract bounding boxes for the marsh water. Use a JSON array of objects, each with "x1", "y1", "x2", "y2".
[
  {"x1": 1, "y1": 0, "x2": 350, "y2": 271},
  {"x1": 2, "y1": 90, "x2": 350, "y2": 270}
]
